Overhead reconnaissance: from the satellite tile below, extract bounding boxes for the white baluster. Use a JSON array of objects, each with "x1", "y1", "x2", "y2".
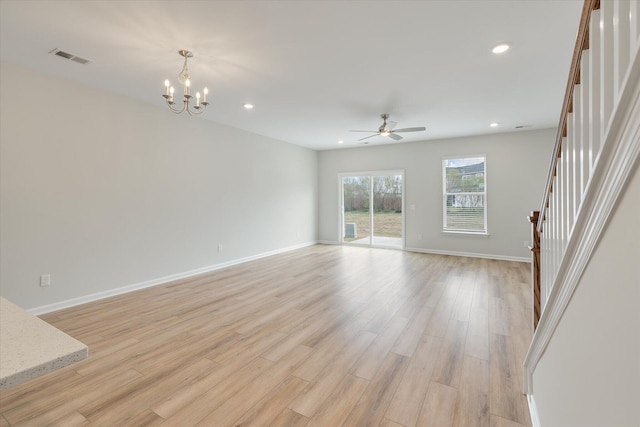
[
  {"x1": 579, "y1": 52, "x2": 590, "y2": 197},
  {"x1": 545, "y1": 237, "x2": 549, "y2": 305},
  {"x1": 601, "y1": 0, "x2": 615, "y2": 133},
  {"x1": 614, "y1": 0, "x2": 631, "y2": 98},
  {"x1": 631, "y1": 0, "x2": 640, "y2": 50},
  {"x1": 557, "y1": 151, "x2": 565, "y2": 278},
  {"x1": 573, "y1": 83, "x2": 584, "y2": 212},
  {"x1": 565, "y1": 117, "x2": 575, "y2": 241},
  {"x1": 589, "y1": 9, "x2": 602, "y2": 172},
  {"x1": 544, "y1": 226, "x2": 549, "y2": 306}
]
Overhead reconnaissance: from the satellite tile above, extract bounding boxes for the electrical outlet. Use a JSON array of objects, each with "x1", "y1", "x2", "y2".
[
  {"x1": 417, "y1": 234, "x2": 423, "y2": 241},
  {"x1": 218, "y1": 244, "x2": 223, "y2": 253},
  {"x1": 296, "y1": 231, "x2": 300, "y2": 238},
  {"x1": 40, "y1": 274, "x2": 51, "y2": 287}
]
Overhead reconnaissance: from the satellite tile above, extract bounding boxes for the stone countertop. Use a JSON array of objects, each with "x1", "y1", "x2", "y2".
[{"x1": 0, "y1": 297, "x2": 88, "y2": 390}]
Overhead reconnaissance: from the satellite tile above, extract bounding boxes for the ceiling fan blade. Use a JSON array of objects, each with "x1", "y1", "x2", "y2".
[
  {"x1": 349, "y1": 130, "x2": 377, "y2": 133},
  {"x1": 358, "y1": 133, "x2": 380, "y2": 141},
  {"x1": 393, "y1": 127, "x2": 426, "y2": 133},
  {"x1": 388, "y1": 133, "x2": 403, "y2": 141}
]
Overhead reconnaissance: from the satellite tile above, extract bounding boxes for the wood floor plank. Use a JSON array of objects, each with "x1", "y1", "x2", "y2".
[
  {"x1": 465, "y1": 261, "x2": 490, "y2": 360},
  {"x1": 380, "y1": 419, "x2": 407, "y2": 427},
  {"x1": 4, "y1": 368, "x2": 142, "y2": 425},
  {"x1": 391, "y1": 301, "x2": 434, "y2": 357},
  {"x1": 416, "y1": 381, "x2": 458, "y2": 427},
  {"x1": 158, "y1": 356, "x2": 274, "y2": 425},
  {"x1": 288, "y1": 330, "x2": 377, "y2": 417},
  {"x1": 342, "y1": 352, "x2": 410, "y2": 426},
  {"x1": 117, "y1": 409, "x2": 164, "y2": 427},
  {"x1": 269, "y1": 408, "x2": 309, "y2": 427},
  {"x1": 490, "y1": 414, "x2": 529, "y2": 427},
  {"x1": 150, "y1": 360, "x2": 226, "y2": 419},
  {"x1": 78, "y1": 358, "x2": 215, "y2": 425},
  {"x1": 385, "y1": 334, "x2": 442, "y2": 427},
  {"x1": 195, "y1": 345, "x2": 312, "y2": 425},
  {"x1": 453, "y1": 355, "x2": 490, "y2": 427},
  {"x1": 489, "y1": 295, "x2": 511, "y2": 336},
  {"x1": 14, "y1": 410, "x2": 88, "y2": 427},
  {"x1": 431, "y1": 319, "x2": 469, "y2": 388},
  {"x1": 0, "y1": 245, "x2": 534, "y2": 427},
  {"x1": 489, "y1": 333, "x2": 529, "y2": 425},
  {"x1": 422, "y1": 277, "x2": 462, "y2": 338},
  {"x1": 351, "y1": 315, "x2": 410, "y2": 380},
  {"x1": 229, "y1": 376, "x2": 309, "y2": 427},
  {"x1": 305, "y1": 374, "x2": 370, "y2": 427},
  {"x1": 291, "y1": 315, "x2": 370, "y2": 382}
]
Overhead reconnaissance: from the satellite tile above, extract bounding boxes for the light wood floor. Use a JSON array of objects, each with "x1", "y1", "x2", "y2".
[{"x1": 0, "y1": 245, "x2": 533, "y2": 427}]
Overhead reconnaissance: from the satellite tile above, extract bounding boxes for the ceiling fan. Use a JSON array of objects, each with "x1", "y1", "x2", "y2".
[{"x1": 350, "y1": 113, "x2": 426, "y2": 142}]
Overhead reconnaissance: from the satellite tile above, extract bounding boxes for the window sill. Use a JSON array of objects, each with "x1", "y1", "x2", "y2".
[{"x1": 442, "y1": 230, "x2": 490, "y2": 237}]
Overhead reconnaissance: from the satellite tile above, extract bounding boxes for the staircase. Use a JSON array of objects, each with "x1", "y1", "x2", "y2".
[{"x1": 524, "y1": 0, "x2": 639, "y2": 424}]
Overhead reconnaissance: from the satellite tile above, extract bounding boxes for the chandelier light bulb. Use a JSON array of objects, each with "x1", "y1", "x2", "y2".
[{"x1": 164, "y1": 79, "x2": 170, "y2": 96}]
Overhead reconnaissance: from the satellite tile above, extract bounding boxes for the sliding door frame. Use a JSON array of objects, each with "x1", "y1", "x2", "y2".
[{"x1": 338, "y1": 169, "x2": 405, "y2": 250}]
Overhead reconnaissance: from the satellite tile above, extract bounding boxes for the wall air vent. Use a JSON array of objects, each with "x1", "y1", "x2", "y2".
[{"x1": 49, "y1": 48, "x2": 92, "y2": 65}]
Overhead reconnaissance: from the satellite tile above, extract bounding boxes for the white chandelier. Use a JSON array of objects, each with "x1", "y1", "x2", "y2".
[{"x1": 162, "y1": 50, "x2": 209, "y2": 115}]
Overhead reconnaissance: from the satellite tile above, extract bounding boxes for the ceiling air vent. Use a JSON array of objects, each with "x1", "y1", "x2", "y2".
[{"x1": 49, "y1": 48, "x2": 92, "y2": 65}]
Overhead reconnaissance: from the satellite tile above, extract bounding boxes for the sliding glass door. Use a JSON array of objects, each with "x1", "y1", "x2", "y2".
[{"x1": 341, "y1": 171, "x2": 404, "y2": 249}]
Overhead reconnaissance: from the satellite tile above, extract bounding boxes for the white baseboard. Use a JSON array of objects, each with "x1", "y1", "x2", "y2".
[
  {"x1": 404, "y1": 247, "x2": 530, "y2": 263},
  {"x1": 28, "y1": 241, "x2": 317, "y2": 315},
  {"x1": 527, "y1": 394, "x2": 542, "y2": 427},
  {"x1": 318, "y1": 241, "x2": 529, "y2": 262},
  {"x1": 28, "y1": 241, "x2": 527, "y2": 315}
]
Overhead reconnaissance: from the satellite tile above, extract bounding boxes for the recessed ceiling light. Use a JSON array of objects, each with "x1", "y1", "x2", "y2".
[
  {"x1": 338, "y1": 140, "x2": 344, "y2": 144},
  {"x1": 490, "y1": 122, "x2": 500, "y2": 127},
  {"x1": 243, "y1": 103, "x2": 254, "y2": 109},
  {"x1": 491, "y1": 43, "x2": 510, "y2": 54}
]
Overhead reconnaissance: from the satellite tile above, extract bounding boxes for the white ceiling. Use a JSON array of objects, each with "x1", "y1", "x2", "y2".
[{"x1": 0, "y1": 0, "x2": 583, "y2": 151}]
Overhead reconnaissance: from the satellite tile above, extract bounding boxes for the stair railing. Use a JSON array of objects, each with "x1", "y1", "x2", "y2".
[{"x1": 525, "y1": 0, "x2": 640, "y2": 393}]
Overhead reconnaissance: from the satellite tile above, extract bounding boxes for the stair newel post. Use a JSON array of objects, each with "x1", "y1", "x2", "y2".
[{"x1": 528, "y1": 211, "x2": 541, "y2": 330}]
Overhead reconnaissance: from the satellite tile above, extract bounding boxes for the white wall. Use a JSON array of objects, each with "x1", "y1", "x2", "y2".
[
  {"x1": 531, "y1": 163, "x2": 640, "y2": 427},
  {"x1": 0, "y1": 61, "x2": 318, "y2": 311},
  {"x1": 318, "y1": 129, "x2": 555, "y2": 260}
]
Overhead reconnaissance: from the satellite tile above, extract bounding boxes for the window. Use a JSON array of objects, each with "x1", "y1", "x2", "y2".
[{"x1": 443, "y1": 156, "x2": 487, "y2": 233}]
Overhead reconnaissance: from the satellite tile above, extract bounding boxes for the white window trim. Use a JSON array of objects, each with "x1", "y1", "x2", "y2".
[{"x1": 442, "y1": 154, "x2": 488, "y2": 234}]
